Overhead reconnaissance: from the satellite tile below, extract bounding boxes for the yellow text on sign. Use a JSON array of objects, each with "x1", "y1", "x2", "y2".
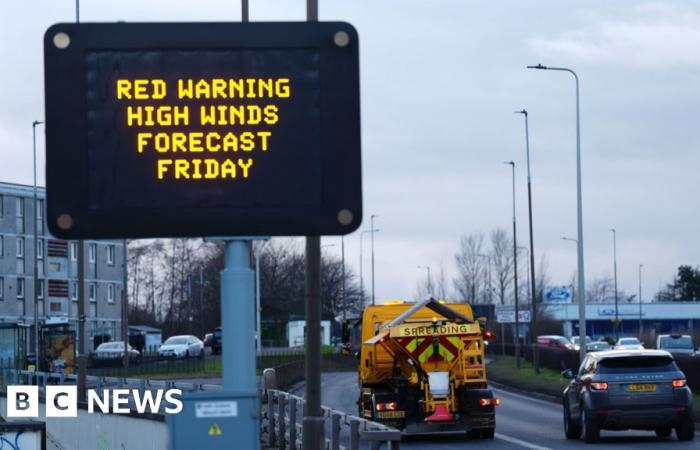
[{"x1": 390, "y1": 323, "x2": 480, "y2": 338}]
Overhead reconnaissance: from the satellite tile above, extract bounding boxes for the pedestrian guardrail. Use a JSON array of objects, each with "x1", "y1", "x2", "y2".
[{"x1": 261, "y1": 388, "x2": 401, "y2": 450}]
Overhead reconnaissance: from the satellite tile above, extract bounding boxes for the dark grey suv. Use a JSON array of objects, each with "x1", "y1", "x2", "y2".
[{"x1": 562, "y1": 350, "x2": 695, "y2": 443}]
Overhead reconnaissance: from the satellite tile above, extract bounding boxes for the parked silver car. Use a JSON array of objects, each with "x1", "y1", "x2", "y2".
[
  {"x1": 92, "y1": 341, "x2": 141, "y2": 366},
  {"x1": 158, "y1": 335, "x2": 204, "y2": 359}
]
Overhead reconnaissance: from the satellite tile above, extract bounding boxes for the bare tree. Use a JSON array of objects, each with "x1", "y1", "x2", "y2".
[
  {"x1": 490, "y1": 228, "x2": 514, "y2": 305},
  {"x1": 413, "y1": 271, "x2": 434, "y2": 301},
  {"x1": 436, "y1": 262, "x2": 449, "y2": 300},
  {"x1": 586, "y1": 276, "x2": 614, "y2": 303},
  {"x1": 453, "y1": 233, "x2": 485, "y2": 303}
]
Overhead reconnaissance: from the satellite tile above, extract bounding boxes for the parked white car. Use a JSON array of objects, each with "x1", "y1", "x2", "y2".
[
  {"x1": 613, "y1": 337, "x2": 644, "y2": 350},
  {"x1": 158, "y1": 335, "x2": 204, "y2": 359}
]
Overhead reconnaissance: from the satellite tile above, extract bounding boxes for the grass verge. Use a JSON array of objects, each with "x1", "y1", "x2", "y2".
[
  {"x1": 487, "y1": 354, "x2": 700, "y2": 423},
  {"x1": 487, "y1": 354, "x2": 569, "y2": 398}
]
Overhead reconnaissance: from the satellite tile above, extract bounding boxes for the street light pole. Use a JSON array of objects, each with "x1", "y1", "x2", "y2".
[
  {"x1": 359, "y1": 229, "x2": 379, "y2": 306},
  {"x1": 561, "y1": 236, "x2": 580, "y2": 341},
  {"x1": 638, "y1": 264, "x2": 643, "y2": 339},
  {"x1": 515, "y1": 109, "x2": 540, "y2": 372},
  {"x1": 417, "y1": 266, "x2": 432, "y2": 297},
  {"x1": 505, "y1": 161, "x2": 520, "y2": 369},
  {"x1": 32, "y1": 120, "x2": 43, "y2": 366},
  {"x1": 609, "y1": 228, "x2": 619, "y2": 338},
  {"x1": 370, "y1": 214, "x2": 378, "y2": 306},
  {"x1": 528, "y1": 64, "x2": 586, "y2": 363}
]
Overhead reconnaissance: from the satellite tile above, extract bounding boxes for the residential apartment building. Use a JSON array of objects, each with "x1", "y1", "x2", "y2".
[{"x1": 0, "y1": 181, "x2": 125, "y2": 351}]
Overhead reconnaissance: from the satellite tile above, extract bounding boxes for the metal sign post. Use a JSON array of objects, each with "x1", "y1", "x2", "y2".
[
  {"x1": 303, "y1": 236, "x2": 324, "y2": 449},
  {"x1": 303, "y1": 3, "x2": 325, "y2": 449},
  {"x1": 221, "y1": 239, "x2": 255, "y2": 395}
]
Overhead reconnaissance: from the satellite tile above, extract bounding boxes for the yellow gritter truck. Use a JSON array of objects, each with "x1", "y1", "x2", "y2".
[{"x1": 356, "y1": 298, "x2": 498, "y2": 438}]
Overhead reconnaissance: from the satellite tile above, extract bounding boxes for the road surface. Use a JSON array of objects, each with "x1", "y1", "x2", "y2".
[{"x1": 293, "y1": 371, "x2": 698, "y2": 450}]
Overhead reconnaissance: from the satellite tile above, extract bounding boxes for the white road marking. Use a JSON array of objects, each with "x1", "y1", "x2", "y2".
[{"x1": 495, "y1": 433, "x2": 555, "y2": 450}]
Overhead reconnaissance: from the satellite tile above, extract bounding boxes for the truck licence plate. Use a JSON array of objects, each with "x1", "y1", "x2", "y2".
[
  {"x1": 377, "y1": 411, "x2": 406, "y2": 419},
  {"x1": 628, "y1": 383, "x2": 656, "y2": 392}
]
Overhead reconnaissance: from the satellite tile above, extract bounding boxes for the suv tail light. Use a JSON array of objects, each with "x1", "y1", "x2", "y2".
[
  {"x1": 375, "y1": 402, "x2": 397, "y2": 411},
  {"x1": 672, "y1": 379, "x2": 687, "y2": 388},
  {"x1": 590, "y1": 382, "x2": 608, "y2": 391},
  {"x1": 479, "y1": 398, "x2": 500, "y2": 407}
]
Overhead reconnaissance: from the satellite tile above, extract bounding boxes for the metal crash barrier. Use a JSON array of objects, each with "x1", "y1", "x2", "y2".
[{"x1": 261, "y1": 388, "x2": 400, "y2": 450}]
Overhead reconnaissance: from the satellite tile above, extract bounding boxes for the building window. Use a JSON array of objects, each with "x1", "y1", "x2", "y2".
[
  {"x1": 17, "y1": 237, "x2": 24, "y2": 258},
  {"x1": 89, "y1": 243, "x2": 96, "y2": 263},
  {"x1": 107, "y1": 283, "x2": 115, "y2": 303},
  {"x1": 0, "y1": 277, "x2": 4, "y2": 300},
  {"x1": 107, "y1": 245, "x2": 115, "y2": 265},
  {"x1": 50, "y1": 302, "x2": 61, "y2": 313},
  {"x1": 0, "y1": 194, "x2": 3, "y2": 217},
  {"x1": 71, "y1": 281, "x2": 78, "y2": 301},
  {"x1": 0, "y1": 235, "x2": 3, "y2": 256},
  {"x1": 38, "y1": 279, "x2": 44, "y2": 299},
  {"x1": 16, "y1": 198, "x2": 24, "y2": 217},
  {"x1": 36, "y1": 199, "x2": 44, "y2": 220},
  {"x1": 37, "y1": 239, "x2": 44, "y2": 260},
  {"x1": 70, "y1": 242, "x2": 78, "y2": 261},
  {"x1": 17, "y1": 278, "x2": 25, "y2": 298},
  {"x1": 89, "y1": 283, "x2": 96, "y2": 302}
]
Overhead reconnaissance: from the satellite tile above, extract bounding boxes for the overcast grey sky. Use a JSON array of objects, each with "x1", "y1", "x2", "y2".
[{"x1": 2, "y1": 1, "x2": 699, "y2": 303}]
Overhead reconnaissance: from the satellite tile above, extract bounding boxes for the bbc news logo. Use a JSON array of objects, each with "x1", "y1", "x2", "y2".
[{"x1": 6, "y1": 386, "x2": 183, "y2": 417}]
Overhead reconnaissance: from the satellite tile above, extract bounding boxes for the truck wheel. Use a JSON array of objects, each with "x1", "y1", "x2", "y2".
[
  {"x1": 676, "y1": 416, "x2": 695, "y2": 441},
  {"x1": 564, "y1": 402, "x2": 581, "y2": 439},
  {"x1": 581, "y1": 407, "x2": 600, "y2": 443},
  {"x1": 481, "y1": 428, "x2": 495, "y2": 439}
]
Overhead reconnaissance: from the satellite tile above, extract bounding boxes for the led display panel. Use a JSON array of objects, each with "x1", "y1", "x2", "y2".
[{"x1": 44, "y1": 22, "x2": 361, "y2": 238}]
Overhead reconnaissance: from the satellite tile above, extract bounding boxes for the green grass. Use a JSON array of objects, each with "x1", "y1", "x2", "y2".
[
  {"x1": 486, "y1": 355, "x2": 570, "y2": 398},
  {"x1": 94, "y1": 357, "x2": 223, "y2": 380},
  {"x1": 489, "y1": 355, "x2": 700, "y2": 423},
  {"x1": 92, "y1": 351, "x2": 354, "y2": 380}
]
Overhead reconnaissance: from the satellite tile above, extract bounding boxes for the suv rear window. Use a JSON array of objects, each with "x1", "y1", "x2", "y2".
[
  {"x1": 659, "y1": 336, "x2": 693, "y2": 349},
  {"x1": 598, "y1": 356, "x2": 677, "y2": 373}
]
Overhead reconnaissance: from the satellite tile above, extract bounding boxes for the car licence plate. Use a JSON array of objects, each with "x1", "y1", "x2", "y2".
[
  {"x1": 377, "y1": 411, "x2": 406, "y2": 419},
  {"x1": 627, "y1": 383, "x2": 656, "y2": 392}
]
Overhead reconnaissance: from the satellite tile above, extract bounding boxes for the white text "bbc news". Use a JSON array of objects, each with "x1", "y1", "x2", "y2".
[{"x1": 6, "y1": 386, "x2": 183, "y2": 417}]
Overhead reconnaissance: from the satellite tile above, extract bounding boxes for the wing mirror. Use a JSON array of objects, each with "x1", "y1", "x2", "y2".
[{"x1": 561, "y1": 369, "x2": 575, "y2": 379}]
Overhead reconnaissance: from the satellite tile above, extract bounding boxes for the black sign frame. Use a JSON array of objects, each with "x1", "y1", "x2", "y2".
[{"x1": 44, "y1": 22, "x2": 361, "y2": 239}]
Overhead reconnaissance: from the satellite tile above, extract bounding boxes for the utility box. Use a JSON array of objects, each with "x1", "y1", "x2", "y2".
[
  {"x1": 168, "y1": 391, "x2": 258, "y2": 450},
  {"x1": 0, "y1": 421, "x2": 45, "y2": 450}
]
